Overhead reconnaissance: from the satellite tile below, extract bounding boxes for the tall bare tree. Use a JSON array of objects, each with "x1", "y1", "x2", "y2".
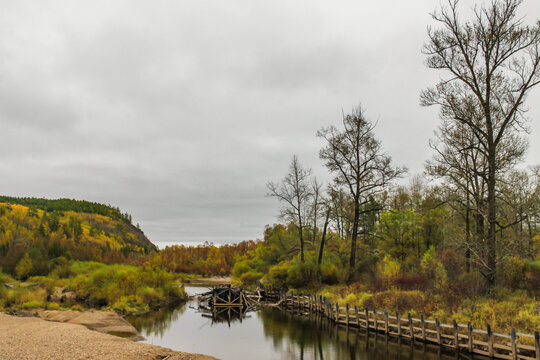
[
  {"x1": 267, "y1": 155, "x2": 313, "y2": 262},
  {"x1": 421, "y1": 0, "x2": 540, "y2": 286},
  {"x1": 318, "y1": 105, "x2": 405, "y2": 271},
  {"x1": 309, "y1": 178, "x2": 324, "y2": 245}
]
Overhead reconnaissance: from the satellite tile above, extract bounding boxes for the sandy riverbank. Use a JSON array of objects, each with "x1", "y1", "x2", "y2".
[{"x1": 0, "y1": 312, "x2": 219, "y2": 360}]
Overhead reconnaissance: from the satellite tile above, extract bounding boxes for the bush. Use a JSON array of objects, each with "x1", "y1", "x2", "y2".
[
  {"x1": 22, "y1": 300, "x2": 45, "y2": 309},
  {"x1": 377, "y1": 255, "x2": 401, "y2": 288},
  {"x1": 239, "y1": 271, "x2": 263, "y2": 286},
  {"x1": 286, "y1": 256, "x2": 317, "y2": 288},
  {"x1": 265, "y1": 260, "x2": 292, "y2": 289},
  {"x1": 420, "y1": 247, "x2": 447, "y2": 293},
  {"x1": 523, "y1": 261, "x2": 540, "y2": 297},
  {"x1": 363, "y1": 290, "x2": 434, "y2": 314},
  {"x1": 4, "y1": 287, "x2": 48, "y2": 309},
  {"x1": 68, "y1": 262, "x2": 186, "y2": 314}
]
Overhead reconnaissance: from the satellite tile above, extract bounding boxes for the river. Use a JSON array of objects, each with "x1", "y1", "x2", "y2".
[{"x1": 127, "y1": 286, "x2": 486, "y2": 360}]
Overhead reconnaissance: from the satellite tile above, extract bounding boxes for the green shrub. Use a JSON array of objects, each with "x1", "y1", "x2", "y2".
[
  {"x1": 239, "y1": 271, "x2": 263, "y2": 286},
  {"x1": 523, "y1": 260, "x2": 540, "y2": 297},
  {"x1": 265, "y1": 260, "x2": 291, "y2": 289},
  {"x1": 286, "y1": 257, "x2": 316, "y2": 288},
  {"x1": 4, "y1": 287, "x2": 47, "y2": 309},
  {"x1": 68, "y1": 262, "x2": 185, "y2": 314},
  {"x1": 22, "y1": 300, "x2": 46, "y2": 309}
]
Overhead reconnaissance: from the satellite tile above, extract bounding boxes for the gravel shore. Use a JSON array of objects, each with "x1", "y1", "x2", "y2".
[{"x1": 0, "y1": 313, "x2": 218, "y2": 360}]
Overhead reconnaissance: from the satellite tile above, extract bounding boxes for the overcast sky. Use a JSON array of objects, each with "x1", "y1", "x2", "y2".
[{"x1": 1, "y1": 0, "x2": 539, "y2": 247}]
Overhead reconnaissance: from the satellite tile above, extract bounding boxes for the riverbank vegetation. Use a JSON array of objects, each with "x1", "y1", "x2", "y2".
[
  {"x1": 0, "y1": 261, "x2": 186, "y2": 315},
  {"x1": 231, "y1": 0, "x2": 540, "y2": 335}
]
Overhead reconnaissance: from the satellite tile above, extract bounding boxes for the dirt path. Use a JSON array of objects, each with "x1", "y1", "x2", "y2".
[{"x1": 0, "y1": 313, "x2": 219, "y2": 360}]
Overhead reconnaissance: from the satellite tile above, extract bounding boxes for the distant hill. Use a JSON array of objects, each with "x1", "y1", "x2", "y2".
[{"x1": 0, "y1": 196, "x2": 157, "y2": 278}]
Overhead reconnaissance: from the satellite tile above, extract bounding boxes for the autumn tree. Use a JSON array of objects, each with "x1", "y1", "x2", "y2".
[
  {"x1": 421, "y1": 0, "x2": 540, "y2": 286},
  {"x1": 267, "y1": 155, "x2": 313, "y2": 262},
  {"x1": 318, "y1": 105, "x2": 405, "y2": 271}
]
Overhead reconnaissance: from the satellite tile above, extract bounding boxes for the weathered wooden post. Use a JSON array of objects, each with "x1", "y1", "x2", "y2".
[
  {"x1": 354, "y1": 306, "x2": 360, "y2": 327},
  {"x1": 384, "y1": 310, "x2": 389, "y2": 334},
  {"x1": 487, "y1": 324, "x2": 494, "y2": 357},
  {"x1": 453, "y1": 319, "x2": 459, "y2": 350},
  {"x1": 408, "y1": 313, "x2": 414, "y2": 339},
  {"x1": 335, "y1": 303, "x2": 339, "y2": 322},
  {"x1": 467, "y1": 322, "x2": 473, "y2": 353},
  {"x1": 397, "y1": 311, "x2": 402, "y2": 337},
  {"x1": 435, "y1": 318, "x2": 441, "y2": 345},
  {"x1": 421, "y1": 315, "x2": 426, "y2": 341},
  {"x1": 365, "y1": 309, "x2": 369, "y2": 330},
  {"x1": 327, "y1": 300, "x2": 330, "y2": 319},
  {"x1": 511, "y1": 328, "x2": 517, "y2": 360},
  {"x1": 373, "y1": 309, "x2": 378, "y2": 332},
  {"x1": 346, "y1": 304, "x2": 350, "y2": 326},
  {"x1": 535, "y1": 331, "x2": 540, "y2": 360}
]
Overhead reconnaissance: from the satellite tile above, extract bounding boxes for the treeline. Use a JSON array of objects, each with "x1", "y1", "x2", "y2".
[
  {"x1": 0, "y1": 196, "x2": 133, "y2": 223},
  {"x1": 234, "y1": 0, "x2": 540, "y2": 309},
  {"x1": 0, "y1": 201, "x2": 155, "y2": 280},
  {"x1": 143, "y1": 241, "x2": 259, "y2": 276}
]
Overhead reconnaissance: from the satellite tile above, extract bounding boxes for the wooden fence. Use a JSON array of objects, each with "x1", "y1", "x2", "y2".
[{"x1": 279, "y1": 292, "x2": 540, "y2": 360}]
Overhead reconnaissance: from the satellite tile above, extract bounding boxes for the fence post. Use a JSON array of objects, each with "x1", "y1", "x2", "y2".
[
  {"x1": 384, "y1": 310, "x2": 389, "y2": 334},
  {"x1": 453, "y1": 319, "x2": 459, "y2": 350},
  {"x1": 335, "y1": 303, "x2": 339, "y2": 323},
  {"x1": 397, "y1": 311, "x2": 402, "y2": 337},
  {"x1": 346, "y1": 304, "x2": 350, "y2": 325},
  {"x1": 435, "y1": 318, "x2": 441, "y2": 345},
  {"x1": 421, "y1": 315, "x2": 426, "y2": 341},
  {"x1": 365, "y1": 309, "x2": 370, "y2": 330},
  {"x1": 408, "y1": 313, "x2": 414, "y2": 339},
  {"x1": 374, "y1": 309, "x2": 378, "y2": 332},
  {"x1": 487, "y1": 324, "x2": 494, "y2": 358},
  {"x1": 355, "y1": 306, "x2": 359, "y2": 327},
  {"x1": 534, "y1": 331, "x2": 540, "y2": 360},
  {"x1": 467, "y1": 322, "x2": 473, "y2": 353},
  {"x1": 511, "y1": 328, "x2": 517, "y2": 360}
]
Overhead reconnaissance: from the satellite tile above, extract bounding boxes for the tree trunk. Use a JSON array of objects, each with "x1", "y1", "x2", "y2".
[
  {"x1": 299, "y1": 215, "x2": 304, "y2": 262},
  {"x1": 318, "y1": 209, "x2": 331, "y2": 268},
  {"x1": 486, "y1": 147, "x2": 497, "y2": 287},
  {"x1": 349, "y1": 198, "x2": 360, "y2": 270},
  {"x1": 466, "y1": 192, "x2": 471, "y2": 273}
]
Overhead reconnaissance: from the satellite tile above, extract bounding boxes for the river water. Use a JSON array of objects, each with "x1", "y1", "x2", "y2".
[{"x1": 127, "y1": 286, "x2": 485, "y2": 360}]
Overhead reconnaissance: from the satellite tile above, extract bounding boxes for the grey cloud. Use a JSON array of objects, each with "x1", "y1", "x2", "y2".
[{"x1": 0, "y1": 0, "x2": 539, "y2": 245}]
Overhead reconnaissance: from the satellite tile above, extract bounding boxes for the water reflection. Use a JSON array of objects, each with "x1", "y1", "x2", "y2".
[
  {"x1": 127, "y1": 305, "x2": 186, "y2": 338},
  {"x1": 259, "y1": 307, "x2": 487, "y2": 360},
  {"x1": 127, "y1": 287, "x2": 487, "y2": 360}
]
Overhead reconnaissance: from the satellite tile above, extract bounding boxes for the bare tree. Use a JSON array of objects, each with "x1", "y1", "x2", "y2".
[
  {"x1": 318, "y1": 105, "x2": 405, "y2": 271},
  {"x1": 421, "y1": 0, "x2": 540, "y2": 286},
  {"x1": 317, "y1": 207, "x2": 331, "y2": 273},
  {"x1": 267, "y1": 155, "x2": 313, "y2": 262},
  {"x1": 309, "y1": 178, "x2": 324, "y2": 245}
]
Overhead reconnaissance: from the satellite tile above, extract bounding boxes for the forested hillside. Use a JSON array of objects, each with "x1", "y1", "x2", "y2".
[{"x1": 0, "y1": 197, "x2": 156, "y2": 279}]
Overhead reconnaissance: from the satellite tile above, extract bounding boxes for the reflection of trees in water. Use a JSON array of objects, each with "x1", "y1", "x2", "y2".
[
  {"x1": 258, "y1": 308, "x2": 487, "y2": 360},
  {"x1": 127, "y1": 302, "x2": 187, "y2": 337}
]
